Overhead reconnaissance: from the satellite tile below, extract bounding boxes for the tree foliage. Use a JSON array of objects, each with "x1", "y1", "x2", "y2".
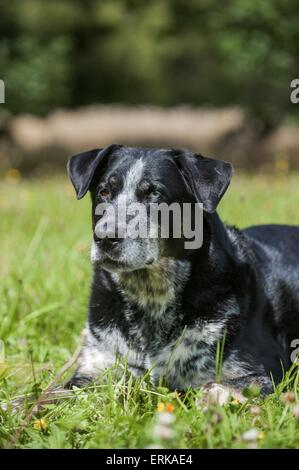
[{"x1": 0, "y1": 0, "x2": 298, "y2": 126}]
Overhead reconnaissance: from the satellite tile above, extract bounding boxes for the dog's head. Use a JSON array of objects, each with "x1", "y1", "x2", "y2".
[{"x1": 67, "y1": 145, "x2": 233, "y2": 273}]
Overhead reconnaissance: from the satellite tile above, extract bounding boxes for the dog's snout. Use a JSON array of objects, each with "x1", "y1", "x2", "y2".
[
  {"x1": 95, "y1": 216, "x2": 127, "y2": 244},
  {"x1": 95, "y1": 236, "x2": 121, "y2": 254}
]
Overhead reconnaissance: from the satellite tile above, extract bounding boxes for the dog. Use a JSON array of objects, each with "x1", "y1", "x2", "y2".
[{"x1": 65, "y1": 144, "x2": 299, "y2": 398}]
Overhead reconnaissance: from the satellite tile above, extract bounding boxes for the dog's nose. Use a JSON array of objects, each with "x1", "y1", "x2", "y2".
[
  {"x1": 107, "y1": 237, "x2": 121, "y2": 245},
  {"x1": 95, "y1": 232, "x2": 122, "y2": 247}
]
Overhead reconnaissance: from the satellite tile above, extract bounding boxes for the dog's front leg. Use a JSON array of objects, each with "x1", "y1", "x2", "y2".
[{"x1": 64, "y1": 328, "x2": 116, "y2": 389}]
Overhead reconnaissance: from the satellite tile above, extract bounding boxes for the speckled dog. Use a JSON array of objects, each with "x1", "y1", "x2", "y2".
[{"x1": 66, "y1": 144, "x2": 299, "y2": 397}]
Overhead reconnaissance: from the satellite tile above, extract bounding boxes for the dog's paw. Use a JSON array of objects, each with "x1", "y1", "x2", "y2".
[
  {"x1": 197, "y1": 382, "x2": 247, "y2": 408},
  {"x1": 64, "y1": 374, "x2": 92, "y2": 389}
]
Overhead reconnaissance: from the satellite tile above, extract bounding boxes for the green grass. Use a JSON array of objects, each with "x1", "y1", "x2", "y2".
[{"x1": 1, "y1": 173, "x2": 299, "y2": 449}]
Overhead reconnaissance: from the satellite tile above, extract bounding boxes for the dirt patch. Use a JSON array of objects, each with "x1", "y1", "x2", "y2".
[{"x1": 1, "y1": 105, "x2": 298, "y2": 174}]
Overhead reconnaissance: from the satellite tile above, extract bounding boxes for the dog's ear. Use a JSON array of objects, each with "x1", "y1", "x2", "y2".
[
  {"x1": 67, "y1": 144, "x2": 122, "y2": 199},
  {"x1": 174, "y1": 151, "x2": 233, "y2": 213}
]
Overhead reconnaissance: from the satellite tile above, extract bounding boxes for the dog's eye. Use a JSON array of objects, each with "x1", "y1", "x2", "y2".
[
  {"x1": 109, "y1": 175, "x2": 118, "y2": 187},
  {"x1": 99, "y1": 188, "x2": 110, "y2": 199},
  {"x1": 149, "y1": 190, "x2": 161, "y2": 198}
]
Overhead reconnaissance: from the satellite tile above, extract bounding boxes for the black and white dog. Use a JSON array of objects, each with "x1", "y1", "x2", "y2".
[{"x1": 66, "y1": 144, "x2": 299, "y2": 397}]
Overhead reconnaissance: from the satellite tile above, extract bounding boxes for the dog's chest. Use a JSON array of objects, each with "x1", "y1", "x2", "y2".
[
  {"x1": 84, "y1": 260, "x2": 228, "y2": 389},
  {"x1": 108, "y1": 261, "x2": 221, "y2": 388},
  {"x1": 115, "y1": 315, "x2": 220, "y2": 389},
  {"x1": 114, "y1": 259, "x2": 190, "y2": 349}
]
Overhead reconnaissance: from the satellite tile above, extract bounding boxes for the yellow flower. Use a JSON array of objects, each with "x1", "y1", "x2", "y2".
[
  {"x1": 5, "y1": 168, "x2": 22, "y2": 183},
  {"x1": 157, "y1": 402, "x2": 165, "y2": 412},
  {"x1": 274, "y1": 156, "x2": 289, "y2": 174},
  {"x1": 33, "y1": 418, "x2": 47, "y2": 431},
  {"x1": 231, "y1": 399, "x2": 241, "y2": 406}
]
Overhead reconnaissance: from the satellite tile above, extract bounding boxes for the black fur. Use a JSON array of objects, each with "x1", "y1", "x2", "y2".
[{"x1": 65, "y1": 145, "x2": 299, "y2": 395}]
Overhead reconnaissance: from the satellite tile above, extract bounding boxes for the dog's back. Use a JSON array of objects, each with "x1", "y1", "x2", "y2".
[{"x1": 243, "y1": 224, "x2": 299, "y2": 358}]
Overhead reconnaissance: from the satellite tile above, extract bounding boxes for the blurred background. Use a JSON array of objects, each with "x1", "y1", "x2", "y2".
[
  {"x1": 0, "y1": 0, "x2": 299, "y2": 176},
  {"x1": 2, "y1": 1, "x2": 299, "y2": 449}
]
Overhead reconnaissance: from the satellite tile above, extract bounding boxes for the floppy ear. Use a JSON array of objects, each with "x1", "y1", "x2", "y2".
[
  {"x1": 67, "y1": 144, "x2": 122, "y2": 199},
  {"x1": 174, "y1": 151, "x2": 233, "y2": 213}
]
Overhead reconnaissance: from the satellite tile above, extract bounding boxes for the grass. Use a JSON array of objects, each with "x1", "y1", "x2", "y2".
[{"x1": 1, "y1": 172, "x2": 299, "y2": 449}]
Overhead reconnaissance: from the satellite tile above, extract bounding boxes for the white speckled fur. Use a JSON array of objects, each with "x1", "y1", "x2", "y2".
[{"x1": 91, "y1": 157, "x2": 161, "y2": 268}]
